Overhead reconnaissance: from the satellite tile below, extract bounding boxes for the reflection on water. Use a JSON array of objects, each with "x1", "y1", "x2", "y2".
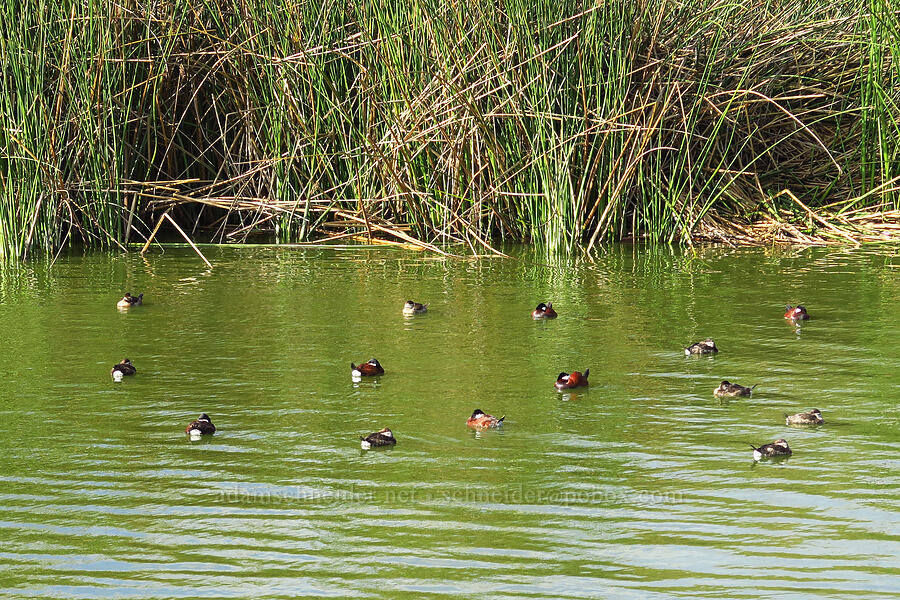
[{"x1": 0, "y1": 245, "x2": 898, "y2": 599}]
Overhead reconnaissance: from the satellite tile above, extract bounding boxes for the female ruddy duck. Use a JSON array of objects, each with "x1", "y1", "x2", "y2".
[
  {"x1": 785, "y1": 408, "x2": 824, "y2": 426},
  {"x1": 466, "y1": 409, "x2": 505, "y2": 430},
  {"x1": 117, "y1": 293, "x2": 143, "y2": 308},
  {"x1": 185, "y1": 413, "x2": 216, "y2": 437},
  {"x1": 351, "y1": 358, "x2": 384, "y2": 377},
  {"x1": 360, "y1": 427, "x2": 396, "y2": 449},
  {"x1": 402, "y1": 301, "x2": 428, "y2": 315},
  {"x1": 750, "y1": 438, "x2": 791, "y2": 461},
  {"x1": 111, "y1": 358, "x2": 136, "y2": 381},
  {"x1": 555, "y1": 369, "x2": 589, "y2": 390},
  {"x1": 532, "y1": 302, "x2": 558, "y2": 319},
  {"x1": 685, "y1": 338, "x2": 718, "y2": 355},
  {"x1": 784, "y1": 305, "x2": 810, "y2": 320},
  {"x1": 713, "y1": 380, "x2": 757, "y2": 397}
]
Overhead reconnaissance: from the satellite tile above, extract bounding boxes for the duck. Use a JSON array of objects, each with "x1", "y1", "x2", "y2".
[
  {"x1": 785, "y1": 408, "x2": 824, "y2": 426},
  {"x1": 110, "y1": 359, "x2": 136, "y2": 381},
  {"x1": 784, "y1": 305, "x2": 810, "y2": 320},
  {"x1": 185, "y1": 413, "x2": 216, "y2": 437},
  {"x1": 555, "y1": 369, "x2": 589, "y2": 390},
  {"x1": 351, "y1": 358, "x2": 384, "y2": 377},
  {"x1": 466, "y1": 409, "x2": 505, "y2": 430},
  {"x1": 532, "y1": 302, "x2": 558, "y2": 319},
  {"x1": 713, "y1": 380, "x2": 757, "y2": 397},
  {"x1": 116, "y1": 293, "x2": 143, "y2": 308},
  {"x1": 749, "y1": 438, "x2": 792, "y2": 461},
  {"x1": 402, "y1": 300, "x2": 428, "y2": 315},
  {"x1": 360, "y1": 427, "x2": 396, "y2": 449},
  {"x1": 684, "y1": 338, "x2": 718, "y2": 355}
]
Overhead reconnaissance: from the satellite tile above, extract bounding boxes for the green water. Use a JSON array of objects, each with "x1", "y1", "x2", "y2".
[{"x1": 0, "y1": 245, "x2": 897, "y2": 599}]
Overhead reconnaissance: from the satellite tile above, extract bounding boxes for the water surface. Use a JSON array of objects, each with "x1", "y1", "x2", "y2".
[{"x1": 0, "y1": 245, "x2": 897, "y2": 599}]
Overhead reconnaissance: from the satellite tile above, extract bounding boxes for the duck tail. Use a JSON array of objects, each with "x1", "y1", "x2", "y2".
[
  {"x1": 350, "y1": 362, "x2": 356, "y2": 370},
  {"x1": 498, "y1": 416, "x2": 505, "y2": 423},
  {"x1": 583, "y1": 368, "x2": 590, "y2": 379},
  {"x1": 750, "y1": 384, "x2": 759, "y2": 390},
  {"x1": 747, "y1": 442, "x2": 759, "y2": 451}
]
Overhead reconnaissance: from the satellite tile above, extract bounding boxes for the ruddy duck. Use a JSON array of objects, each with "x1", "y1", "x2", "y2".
[
  {"x1": 750, "y1": 438, "x2": 791, "y2": 461},
  {"x1": 185, "y1": 413, "x2": 216, "y2": 437},
  {"x1": 111, "y1": 358, "x2": 136, "y2": 381},
  {"x1": 532, "y1": 302, "x2": 558, "y2": 319},
  {"x1": 713, "y1": 380, "x2": 757, "y2": 397},
  {"x1": 402, "y1": 301, "x2": 428, "y2": 315},
  {"x1": 360, "y1": 427, "x2": 396, "y2": 449},
  {"x1": 785, "y1": 408, "x2": 824, "y2": 426},
  {"x1": 466, "y1": 409, "x2": 505, "y2": 429},
  {"x1": 784, "y1": 305, "x2": 810, "y2": 320},
  {"x1": 555, "y1": 369, "x2": 589, "y2": 390},
  {"x1": 117, "y1": 293, "x2": 143, "y2": 308},
  {"x1": 685, "y1": 338, "x2": 718, "y2": 355},
  {"x1": 351, "y1": 359, "x2": 384, "y2": 377}
]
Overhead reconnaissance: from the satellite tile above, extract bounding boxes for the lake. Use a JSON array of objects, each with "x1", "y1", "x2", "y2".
[{"x1": 0, "y1": 244, "x2": 897, "y2": 599}]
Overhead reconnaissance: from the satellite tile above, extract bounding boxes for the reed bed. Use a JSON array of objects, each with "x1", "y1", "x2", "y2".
[{"x1": 2, "y1": 0, "x2": 899, "y2": 258}]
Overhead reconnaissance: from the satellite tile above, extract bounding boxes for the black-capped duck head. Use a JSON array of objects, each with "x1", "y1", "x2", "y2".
[
  {"x1": 198, "y1": 413, "x2": 211, "y2": 422},
  {"x1": 719, "y1": 380, "x2": 730, "y2": 387},
  {"x1": 405, "y1": 300, "x2": 415, "y2": 308},
  {"x1": 773, "y1": 439, "x2": 790, "y2": 449},
  {"x1": 810, "y1": 409, "x2": 822, "y2": 416},
  {"x1": 535, "y1": 303, "x2": 548, "y2": 312},
  {"x1": 367, "y1": 359, "x2": 381, "y2": 367},
  {"x1": 470, "y1": 409, "x2": 486, "y2": 419},
  {"x1": 784, "y1": 305, "x2": 808, "y2": 319},
  {"x1": 377, "y1": 428, "x2": 393, "y2": 438}
]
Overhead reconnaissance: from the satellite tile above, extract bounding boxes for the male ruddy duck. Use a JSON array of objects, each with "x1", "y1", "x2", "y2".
[
  {"x1": 185, "y1": 413, "x2": 216, "y2": 437},
  {"x1": 785, "y1": 408, "x2": 824, "y2": 426},
  {"x1": 784, "y1": 305, "x2": 810, "y2": 320},
  {"x1": 466, "y1": 409, "x2": 505, "y2": 430},
  {"x1": 685, "y1": 338, "x2": 718, "y2": 355},
  {"x1": 402, "y1": 301, "x2": 428, "y2": 315},
  {"x1": 750, "y1": 438, "x2": 791, "y2": 461},
  {"x1": 360, "y1": 427, "x2": 396, "y2": 449},
  {"x1": 351, "y1": 359, "x2": 384, "y2": 377},
  {"x1": 555, "y1": 369, "x2": 589, "y2": 390},
  {"x1": 713, "y1": 380, "x2": 757, "y2": 397},
  {"x1": 117, "y1": 293, "x2": 143, "y2": 308},
  {"x1": 111, "y1": 358, "x2": 136, "y2": 381},
  {"x1": 532, "y1": 302, "x2": 558, "y2": 319}
]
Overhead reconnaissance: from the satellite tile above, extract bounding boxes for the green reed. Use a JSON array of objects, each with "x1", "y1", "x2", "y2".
[{"x1": 1, "y1": 0, "x2": 897, "y2": 257}]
